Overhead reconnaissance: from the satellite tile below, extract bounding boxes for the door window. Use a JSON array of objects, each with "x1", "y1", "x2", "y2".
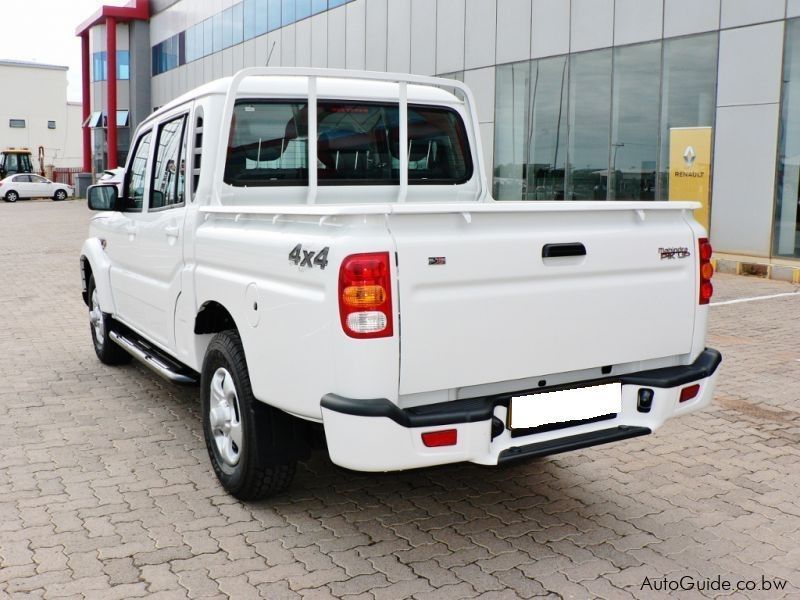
[
  {"x1": 12, "y1": 175, "x2": 31, "y2": 182},
  {"x1": 30, "y1": 175, "x2": 48, "y2": 183},
  {"x1": 124, "y1": 130, "x2": 153, "y2": 212},
  {"x1": 150, "y1": 115, "x2": 188, "y2": 209}
]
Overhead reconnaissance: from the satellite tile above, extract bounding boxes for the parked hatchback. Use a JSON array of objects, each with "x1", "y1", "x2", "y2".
[{"x1": 0, "y1": 174, "x2": 74, "y2": 202}]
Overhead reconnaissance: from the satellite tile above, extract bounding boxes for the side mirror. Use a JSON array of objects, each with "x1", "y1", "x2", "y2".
[{"x1": 87, "y1": 184, "x2": 119, "y2": 211}]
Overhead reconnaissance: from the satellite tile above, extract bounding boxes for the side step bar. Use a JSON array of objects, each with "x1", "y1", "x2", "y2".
[
  {"x1": 497, "y1": 425, "x2": 651, "y2": 464},
  {"x1": 109, "y1": 330, "x2": 198, "y2": 385}
]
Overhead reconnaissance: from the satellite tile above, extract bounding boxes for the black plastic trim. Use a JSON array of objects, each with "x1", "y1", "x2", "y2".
[
  {"x1": 498, "y1": 426, "x2": 651, "y2": 464},
  {"x1": 542, "y1": 242, "x2": 586, "y2": 258},
  {"x1": 620, "y1": 348, "x2": 721, "y2": 388}
]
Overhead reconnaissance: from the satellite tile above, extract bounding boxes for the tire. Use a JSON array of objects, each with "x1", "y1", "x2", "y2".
[
  {"x1": 5, "y1": 190, "x2": 18, "y2": 203},
  {"x1": 201, "y1": 330, "x2": 296, "y2": 500},
  {"x1": 53, "y1": 189, "x2": 67, "y2": 201},
  {"x1": 87, "y1": 275, "x2": 131, "y2": 365}
]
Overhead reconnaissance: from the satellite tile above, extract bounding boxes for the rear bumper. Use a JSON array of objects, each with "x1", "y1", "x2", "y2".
[{"x1": 321, "y1": 348, "x2": 721, "y2": 471}]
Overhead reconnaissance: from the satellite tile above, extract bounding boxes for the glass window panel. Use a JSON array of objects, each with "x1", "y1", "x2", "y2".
[
  {"x1": 213, "y1": 13, "x2": 223, "y2": 53},
  {"x1": 567, "y1": 49, "x2": 612, "y2": 200},
  {"x1": 222, "y1": 7, "x2": 233, "y2": 48},
  {"x1": 124, "y1": 130, "x2": 152, "y2": 212},
  {"x1": 244, "y1": 0, "x2": 256, "y2": 39},
  {"x1": 526, "y1": 56, "x2": 568, "y2": 200},
  {"x1": 775, "y1": 20, "x2": 800, "y2": 258},
  {"x1": 329, "y1": 0, "x2": 348, "y2": 7},
  {"x1": 255, "y1": 0, "x2": 269, "y2": 35},
  {"x1": 493, "y1": 62, "x2": 529, "y2": 200},
  {"x1": 268, "y1": 0, "x2": 281, "y2": 31},
  {"x1": 609, "y1": 42, "x2": 660, "y2": 200},
  {"x1": 407, "y1": 106, "x2": 473, "y2": 184},
  {"x1": 204, "y1": 18, "x2": 213, "y2": 56},
  {"x1": 659, "y1": 33, "x2": 717, "y2": 201},
  {"x1": 117, "y1": 50, "x2": 130, "y2": 79},
  {"x1": 232, "y1": 3, "x2": 244, "y2": 45},
  {"x1": 297, "y1": 0, "x2": 311, "y2": 20},
  {"x1": 225, "y1": 101, "x2": 308, "y2": 186},
  {"x1": 282, "y1": 0, "x2": 295, "y2": 26},
  {"x1": 151, "y1": 116, "x2": 187, "y2": 209},
  {"x1": 312, "y1": 0, "x2": 327, "y2": 15}
]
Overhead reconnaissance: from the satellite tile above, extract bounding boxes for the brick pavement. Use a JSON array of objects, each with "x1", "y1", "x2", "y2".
[{"x1": 0, "y1": 199, "x2": 798, "y2": 599}]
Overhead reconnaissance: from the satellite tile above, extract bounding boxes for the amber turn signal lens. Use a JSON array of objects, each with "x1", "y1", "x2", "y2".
[
  {"x1": 701, "y1": 263, "x2": 714, "y2": 280},
  {"x1": 342, "y1": 285, "x2": 386, "y2": 307}
]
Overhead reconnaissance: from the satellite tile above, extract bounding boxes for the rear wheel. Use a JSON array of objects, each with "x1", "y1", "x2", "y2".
[
  {"x1": 201, "y1": 330, "x2": 296, "y2": 500},
  {"x1": 53, "y1": 189, "x2": 67, "y2": 201},
  {"x1": 87, "y1": 275, "x2": 131, "y2": 365},
  {"x1": 5, "y1": 190, "x2": 18, "y2": 203}
]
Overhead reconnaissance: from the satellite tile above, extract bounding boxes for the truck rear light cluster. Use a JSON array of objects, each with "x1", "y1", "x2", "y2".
[
  {"x1": 698, "y1": 237, "x2": 714, "y2": 305},
  {"x1": 339, "y1": 252, "x2": 393, "y2": 338}
]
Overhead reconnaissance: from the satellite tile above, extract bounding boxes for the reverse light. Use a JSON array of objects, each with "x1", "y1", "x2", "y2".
[
  {"x1": 421, "y1": 429, "x2": 458, "y2": 447},
  {"x1": 338, "y1": 252, "x2": 393, "y2": 338},
  {"x1": 698, "y1": 237, "x2": 714, "y2": 305},
  {"x1": 679, "y1": 384, "x2": 701, "y2": 403}
]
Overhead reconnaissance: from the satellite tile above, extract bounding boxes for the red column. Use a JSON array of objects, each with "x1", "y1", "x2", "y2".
[
  {"x1": 81, "y1": 33, "x2": 92, "y2": 173},
  {"x1": 106, "y1": 17, "x2": 118, "y2": 169}
]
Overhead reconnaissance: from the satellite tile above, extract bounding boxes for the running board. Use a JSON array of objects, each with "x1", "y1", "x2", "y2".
[{"x1": 109, "y1": 330, "x2": 198, "y2": 385}]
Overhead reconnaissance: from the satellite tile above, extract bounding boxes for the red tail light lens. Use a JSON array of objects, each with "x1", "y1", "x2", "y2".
[
  {"x1": 698, "y1": 238, "x2": 713, "y2": 305},
  {"x1": 421, "y1": 429, "x2": 458, "y2": 447},
  {"x1": 339, "y1": 252, "x2": 393, "y2": 338},
  {"x1": 680, "y1": 384, "x2": 701, "y2": 403}
]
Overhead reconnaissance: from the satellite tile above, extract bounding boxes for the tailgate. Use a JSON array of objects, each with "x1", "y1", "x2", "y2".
[{"x1": 389, "y1": 206, "x2": 698, "y2": 395}]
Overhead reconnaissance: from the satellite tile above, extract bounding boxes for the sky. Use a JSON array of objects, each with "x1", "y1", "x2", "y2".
[{"x1": 0, "y1": 0, "x2": 128, "y2": 103}]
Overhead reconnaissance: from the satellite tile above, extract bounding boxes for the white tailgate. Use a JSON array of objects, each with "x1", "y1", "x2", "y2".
[{"x1": 389, "y1": 207, "x2": 697, "y2": 395}]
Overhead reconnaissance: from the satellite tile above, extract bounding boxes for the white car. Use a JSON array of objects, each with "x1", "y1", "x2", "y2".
[
  {"x1": 81, "y1": 68, "x2": 721, "y2": 500},
  {"x1": 0, "y1": 174, "x2": 74, "y2": 202}
]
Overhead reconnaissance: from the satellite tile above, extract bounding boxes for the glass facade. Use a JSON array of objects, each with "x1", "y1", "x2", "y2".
[
  {"x1": 153, "y1": 0, "x2": 356, "y2": 76},
  {"x1": 774, "y1": 19, "x2": 800, "y2": 259},
  {"x1": 92, "y1": 51, "x2": 131, "y2": 81},
  {"x1": 494, "y1": 32, "x2": 718, "y2": 202}
]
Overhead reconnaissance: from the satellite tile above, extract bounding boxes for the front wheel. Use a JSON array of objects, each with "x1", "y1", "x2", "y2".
[
  {"x1": 53, "y1": 189, "x2": 67, "y2": 201},
  {"x1": 5, "y1": 190, "x2": 18, "y2": 202},
  {"x1": 87, "y1": 275, "x2": 131, "y2": 365},
  {"x1": 201, "y1": 330, "x2": 296, "y2": 500}
]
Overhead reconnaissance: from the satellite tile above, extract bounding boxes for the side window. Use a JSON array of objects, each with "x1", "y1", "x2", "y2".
[
  {"x1": 124, "y1": 130, "x2": 153, "y2": 212},
  {"x1": 5, "y1": 154, "x2": 18, "y2": 173},
  {"x1": 31, "y1": 175, "x2": 47, "y2": 183},
  {"x1": 405, "y1": 106, "x2": 473, "y2": 184},
  {"x1": 150, "y1": 115, "x2": 188, "y2": 209},
  {"x1": 224, "y1": 101, "x2": 308, "y2": 186},
  {"x1": 13, "y1": 175, "x2": 30, "y2": 182}
]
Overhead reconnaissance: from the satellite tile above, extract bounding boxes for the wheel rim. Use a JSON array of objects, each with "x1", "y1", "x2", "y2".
[
  {"x1": 90, "y1": 289, "x2": 104, "y2": 349},
  {"x1": 209, "y1": 367, "x2": 243, "y2": 467},
  {"x1": 56, "y1": 191, "x2": 65, "y2": 200},
  {"x1": 8, "y1": 192, "x2": 17, "y2": 201}
]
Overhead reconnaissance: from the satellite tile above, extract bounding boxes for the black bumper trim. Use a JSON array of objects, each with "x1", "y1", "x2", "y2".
[
  {"x1": 498, "y1": 425, "x2": 651, "y2": 464},
  {"x1": 619, "y1": 348, "x2": 721, "y2": 388},
  {"x1": 321, "y1": 348, "x2": 721, "y2": 428}
]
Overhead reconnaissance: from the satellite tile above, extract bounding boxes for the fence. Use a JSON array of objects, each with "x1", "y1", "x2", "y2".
[{"x1": 52, "y1": 168, "x2": 82, "y2": 187}]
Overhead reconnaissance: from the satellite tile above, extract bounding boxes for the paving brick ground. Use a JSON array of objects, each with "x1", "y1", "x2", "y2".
[{"x1": 1, "y1": 199, "x2": 798, "y2": 599}]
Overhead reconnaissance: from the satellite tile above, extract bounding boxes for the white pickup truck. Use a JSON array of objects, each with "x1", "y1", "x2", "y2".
[{"x1": 81, "y1": 68, "x2": 721, "y2": 500}]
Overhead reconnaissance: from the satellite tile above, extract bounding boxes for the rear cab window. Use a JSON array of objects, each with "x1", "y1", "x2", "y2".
[{"x1": 224, "y1": 100, "x2": 472, "y2": 187}]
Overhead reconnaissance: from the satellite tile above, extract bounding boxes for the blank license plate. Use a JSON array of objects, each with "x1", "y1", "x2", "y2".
[{"x1": 509, "y1": 383, "x2": 622, "y2": 429}]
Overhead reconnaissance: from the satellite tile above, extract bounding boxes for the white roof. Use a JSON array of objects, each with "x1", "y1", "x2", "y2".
[{"x1": 150, "y1": 71, "x2": 463, "y2": 123}]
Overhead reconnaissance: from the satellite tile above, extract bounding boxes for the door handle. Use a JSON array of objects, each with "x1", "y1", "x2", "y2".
[
  {"x1": 165, "y1": 225, "x2": 180, "y2": 238},
  {"x1": 542, "y1": 242, "x2": 586, "y2": 258},
  {"x1": 124, "y1": 224, "x2": 138, "y2": 235}
]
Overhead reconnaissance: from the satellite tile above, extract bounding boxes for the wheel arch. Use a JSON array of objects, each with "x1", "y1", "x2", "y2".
[{"x1": 80, "y1": 238, "x2": 115, "y2": 313}]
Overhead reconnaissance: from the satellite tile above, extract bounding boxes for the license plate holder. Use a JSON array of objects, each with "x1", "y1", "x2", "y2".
[{"x1": 509, "y1": 383, "x2": 622, "y2": 430}]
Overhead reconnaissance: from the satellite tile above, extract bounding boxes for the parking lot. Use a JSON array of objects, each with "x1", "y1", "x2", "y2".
[{"x1": 0, "y1": 199, "x2": 798, "y2": 599}]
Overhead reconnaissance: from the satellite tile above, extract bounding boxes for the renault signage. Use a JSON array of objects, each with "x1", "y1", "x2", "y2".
[{"x1": 669, "y1": 127, "x2": 712, "y2": 231}]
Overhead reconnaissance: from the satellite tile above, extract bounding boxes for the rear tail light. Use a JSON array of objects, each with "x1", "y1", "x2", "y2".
[
  {"x1": 698, "y1": 237, "x2": 714, "y2": 305},
  {"x1": 679, "y1": 384, "x2": 700, "y2": 403},
  {"x1": 339, "y1": 252, "x2": 393, "y2": 338},
  {"x1": 421, "y1": 429, "x2": 458, "y2": 447}
]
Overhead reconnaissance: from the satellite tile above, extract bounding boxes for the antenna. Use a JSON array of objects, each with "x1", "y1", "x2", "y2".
[{"x1": 266, "y1": 42, "x2": 276, "y2": 66}]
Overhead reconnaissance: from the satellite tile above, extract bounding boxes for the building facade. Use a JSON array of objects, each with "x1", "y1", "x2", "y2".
[
  {"x1": 79, "y1": 0, "x2": 800, "y2": 270},
  {"x1": 0, "y1": 60, "x2": 83, "y2": 169}
]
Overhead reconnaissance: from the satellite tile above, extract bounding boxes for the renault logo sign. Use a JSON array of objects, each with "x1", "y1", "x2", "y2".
[{"x1": 683, "y1": 145, "x2": 697, "y2": 168}]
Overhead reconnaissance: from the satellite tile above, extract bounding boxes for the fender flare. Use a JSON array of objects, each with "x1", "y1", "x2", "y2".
[{"x1": 80, "y1": 238, "x2": 116, "y2": 315}]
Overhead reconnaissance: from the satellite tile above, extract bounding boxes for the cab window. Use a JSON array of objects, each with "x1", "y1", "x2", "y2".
[
  {"x1": 150, "y1": 115, "x2": 187, "y2": 210},
  {"x1": 123, "y1": 130, "x2": 152, "y2": 212}
]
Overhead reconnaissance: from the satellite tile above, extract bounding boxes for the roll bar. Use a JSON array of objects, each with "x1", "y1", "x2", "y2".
[{"x1": 212, "y1": 67, "x2": 487, "y2": 205}]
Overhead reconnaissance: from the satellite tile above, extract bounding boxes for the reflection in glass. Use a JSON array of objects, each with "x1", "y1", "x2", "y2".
[
  {"x1": 232, "y1": 2, "x2": 244, "y2": 45},
  {"x1": 610, "y1": 42, "x2": 660, "y2": 200},
  {"x1": 222, "y1": 7, "x2": 233, "y2": 49},
  {"x1": 567, "y1": 49, "x2": 612, "y2": 200},
  {"x1": 527, "y1": 55, "x2": 568, "y2": 200},
  {"x1": 659, "y1": 33, "x2": 717, "y2": 199},
  {"x1": 268, "y1": 0, "x2": 281, "y2": 31},
  {"x1": 204, "y1": 18, "x2": 213, "y2": 57},
  {"x1": 493, "y1": 62, "x2": 529, "y2": 200},
  {"x1": 775, "y1": 19, "x2": 800, "y2": 258},
  {"x1": 244, "y1": 0, "x2": 256, "y2": 40},
  {"x1": 213, "y1": 13, "x2": 223, "y2": 53}
]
